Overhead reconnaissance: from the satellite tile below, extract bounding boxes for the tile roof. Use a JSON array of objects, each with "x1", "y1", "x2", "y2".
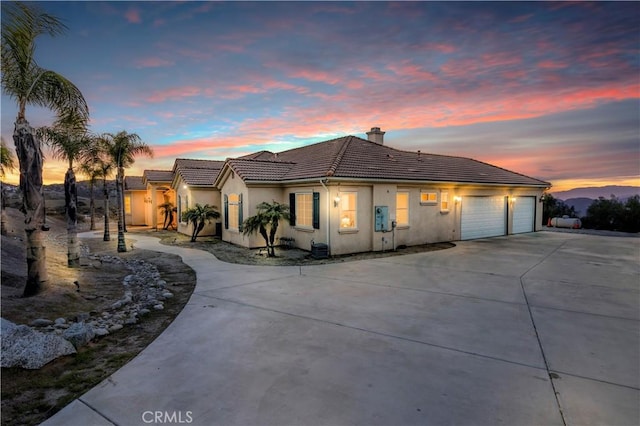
[
  {"x1": 222, "y1": 136, "x2": 550, "y2": 187},
  {"x1": 173, "y1": 158, "x2": 224, "y2": 186},
  {"x1": 124, "y1": 176, "x2": 145, "y2": 191},
  {"x1": 143, "y1": 169, "x2": 174, "y2": 183},
  {"x1": 237, "y1": 150, "x2": 274, "y2": 160}
]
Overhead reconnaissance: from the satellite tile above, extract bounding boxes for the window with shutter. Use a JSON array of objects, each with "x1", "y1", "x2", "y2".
[
  {"x1": 295, "y1": 193, "x2": 313, "y2": 228},
  {"x1": 228, "y1": 194, "x2": 239, "y2": 230}
]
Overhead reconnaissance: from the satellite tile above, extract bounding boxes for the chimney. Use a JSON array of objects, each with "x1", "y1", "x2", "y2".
[{"x1": 366, "y1": 127, "x2": 385, "y2": 144}]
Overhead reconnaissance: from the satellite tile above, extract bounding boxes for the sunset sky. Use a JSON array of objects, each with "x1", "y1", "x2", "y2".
[{"x1": 1, "y1": 1, "x2": 638, "y2": 192}]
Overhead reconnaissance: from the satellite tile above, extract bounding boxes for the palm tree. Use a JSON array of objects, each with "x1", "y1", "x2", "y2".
[
  {"x1": 1, "y1": 137, "x2": 17, "y2": 236},
  {"x1": 182, "y1": 204, "x2": 220, "y2": 242},
  {"x1": 242, "y1": 201, "x2": 290, "y2": 257},
  {"x1": 158, "y1": 201, "x2": 176, "y2": 230},
  {"x1": 106, "y1": 131, "x2": 153, "y2": 252},
  {"x1": 2, "y1": 2, "x2": 89, "y2": 296},
  {"x1": 38, "y1": 112, "x2": 89, "y2": 267},
  {"x1": 78, "y1": 136, "x2": 103, "y2": 231},
  {"x1": 94, "y1": 134, "x2": 114, "y2": 241}
]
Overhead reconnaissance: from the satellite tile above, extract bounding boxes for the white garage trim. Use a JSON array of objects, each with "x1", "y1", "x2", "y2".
[
  {"x1": 461, "y1": 196, "x2": 507, "y2": 240},
  {"x1": 512, "y1": 196, "x2": 536, "y2": 234}
]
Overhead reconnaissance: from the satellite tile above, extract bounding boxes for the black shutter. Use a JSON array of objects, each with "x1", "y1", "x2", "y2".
[
  {"x1": 312, "y1": 192, "x2": 320, "y2": 229},
  {"x1": 238, "y1": 194, "x2": 243, "y2": 232},
  {"x1": 289, "y1": 193, "x2": 296, "y2": 226},
  {"x1": 223, "y1": 194, "x2": 229, "y2": 229}
]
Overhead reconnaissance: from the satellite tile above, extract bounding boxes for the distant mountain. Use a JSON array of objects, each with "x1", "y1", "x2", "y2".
[
  {"x1": 563, "y1": 197, "x2": 593, "y2": 217},
  {"x1": 552, "y1": 185, "x2": 639, "y2": 200}
]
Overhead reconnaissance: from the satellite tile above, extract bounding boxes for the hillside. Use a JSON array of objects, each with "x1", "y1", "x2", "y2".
[
  {"x1": 563, "y1": 197, "x2": 594, "y2": 217},
  {"x1": 552, "y1": 185, "x2": 639, "y2": 200}
]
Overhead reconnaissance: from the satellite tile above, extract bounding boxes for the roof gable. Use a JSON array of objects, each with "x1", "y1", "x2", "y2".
[{"x1": 173, "y1": 158, "x2": 224, "y2": 186}]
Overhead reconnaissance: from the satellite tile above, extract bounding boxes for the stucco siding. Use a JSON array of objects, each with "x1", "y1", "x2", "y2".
[{"x1": 125, "y1": 191, "x2": 147, "y2": 226}]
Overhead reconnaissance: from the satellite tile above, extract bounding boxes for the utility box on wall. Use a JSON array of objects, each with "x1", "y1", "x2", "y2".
[{"x1": 374, "y1": 206, "x2": 389, "y2": 232}]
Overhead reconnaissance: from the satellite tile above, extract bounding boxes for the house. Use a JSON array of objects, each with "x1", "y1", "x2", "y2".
[
  {"x1": 213, "y1": 128, "x2": 550, "y2": 255},
  {"x1": 142, "y1": 170, "x2": 175, "y2": 230},
  {"x1": 171, "y1": 158, "x2": 224, "y2": 236},
  {"x1": 123, "y1": 176, "x2": 147, "y2": 226}
]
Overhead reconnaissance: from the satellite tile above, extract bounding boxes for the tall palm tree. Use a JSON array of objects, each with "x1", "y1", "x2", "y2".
[
  {"x1": 78, "y1": 136, "x2": 103, "y2": 231},
  {"x1": 94, "y1": 134, "x2": 114, "y2": 242},
  {"x1": 182, "y1": 204, "x2": 220, "y2": 242},
  {"x1": 242, "y1": 201, "x2": 290, "y2": 257},
  {"x1": 38, "y1": 112, "x2": 89, "y2": 267},
  {"x1": 106, "y1": 131, "x2": 153, "y2": 252},
  {"x1": 1, "y1": 137, "x2": 17, "y2": 236},
  {"x1": 2, "y1": 2, "x2": 89, "y2": 296}
]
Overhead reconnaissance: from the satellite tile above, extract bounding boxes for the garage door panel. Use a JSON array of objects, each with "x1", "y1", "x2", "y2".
[
  {"x1": 513, "y1": 196, "x2": 535, "y2": 234},
  {"x1": 461, "y1": 196, "x2": 506, "y2": 240}
]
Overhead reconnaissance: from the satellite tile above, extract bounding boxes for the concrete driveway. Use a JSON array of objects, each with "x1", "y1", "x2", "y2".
[{"x1": 44, "y1": 232, "x2": 639, "y2": 426}]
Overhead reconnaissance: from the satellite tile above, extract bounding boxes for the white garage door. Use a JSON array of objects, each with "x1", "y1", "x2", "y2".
[
  {"x1": 461, "y1": 196, "x2": 506, "y2": 240},
  {"x1": 512, "y1": 196, "x2": 536, "y2": 234}
]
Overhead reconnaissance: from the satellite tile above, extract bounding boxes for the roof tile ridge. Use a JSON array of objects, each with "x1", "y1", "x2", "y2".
[
  {"x1": 467, "y1": 157, "x2": 550, "y2": 185},
  {"x1": 325, "y1": 136, "x2": 353, "y2": 177},
  {"x1": 230, "y1": 158, "x2": 296, "y2": 165}
]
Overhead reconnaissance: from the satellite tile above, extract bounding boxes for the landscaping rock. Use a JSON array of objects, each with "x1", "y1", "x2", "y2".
[
  {"x1": 108, "y1": 324, "x2": 123, "y2": 332},
  {"x1": 30, "y1": 318, "x2": 53, "y2": 327},
  {"x1": 1, "y1": 318, "x2": 76, "y2": 369},
  {"x1": 94, "y1": 328, "x2": 109, "y2": 337},
  {"x1": 63, "y1": 322, "x2": 95, "y2": 348},
  {"x1": 54, "y1": 318, "x2": 66, "y2": 325}
]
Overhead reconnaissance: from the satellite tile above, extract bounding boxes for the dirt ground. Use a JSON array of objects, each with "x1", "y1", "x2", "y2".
[
  {"x1": 1, "y1": 208, "x2": 196, "y2": 426},
  {"x1": 151, "y1": 229, "x2": 454, "y2": 266}
]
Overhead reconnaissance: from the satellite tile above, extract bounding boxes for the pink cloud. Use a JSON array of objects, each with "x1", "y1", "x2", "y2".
[
  {"x1": 290, "y1": 69, "x2": 341, "y2": 85},
  {"x1": 387, "y1": 61, "x2": 439, "y2": 82},
  {"x1": 125, "y1": 8, "x2": 141, "y2": 24},
  {"x1": 145, "y1": 86, "x2": 202, "y2": 103}
]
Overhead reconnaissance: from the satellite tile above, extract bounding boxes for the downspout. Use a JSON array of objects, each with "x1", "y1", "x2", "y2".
[{"x1": 319, "y1": 179, "x2": 330, "y2": 254}]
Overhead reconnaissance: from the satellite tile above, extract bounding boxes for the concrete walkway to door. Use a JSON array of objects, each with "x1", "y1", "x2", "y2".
[{"x1": 43, "y1": 231, "x2": 639, "y2": 426}]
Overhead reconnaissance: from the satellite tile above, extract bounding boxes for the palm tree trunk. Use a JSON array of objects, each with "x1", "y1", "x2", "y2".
[
  {"x1": 116, "y1": 167, "x2": 126, "y2": 252},
  {"x1": 14, "y1": 118, "x2": 48, "y2": 297},
  {"x1": 89, "y1": 178, "x2": 95, "y2": 231},
  {"x1": 103, "y1": 177, "x2": 110, "y2": 241},
  {"x1": 1, "y1": 182, "x2": 8, "y2": 236},
  {"x1": 64, "y1": 167, "x2": 80, "y2": 267},
  {"x1": 121, "y1": 186, "x2": 127, "y2": 233}
]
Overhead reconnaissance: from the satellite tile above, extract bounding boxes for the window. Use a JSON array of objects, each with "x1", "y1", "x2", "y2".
[
  {"x1": 228, "y1": 193, "x2": 239, "y2": 230},
  {"x1": 441, "y1": 191, "x2": 449, "y2": 212},
  {"x1": 178, "y1": 195, "x2": 183, "y2": 222},
  {"x1": 289, "y1": 192, "x2": 320, "y2": 229},
  {"x1": 420, "y1": 191, "x2": 437, "y2": 204},
  {"x1": 224, "y1": 193, "x2": 243, "y2": 231},
  {"x1": 339, "y1": 192, "x2": 357, "y2": 229},
  {"x1": 396, "y1": 192, "x2": 409, "y2": 226},
  {"x1": 296, "y1": 193, "x2": 313, "y2": 228},
  {"x1": 124, "y1": 195, "x2": 131, "y2": 215}
]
